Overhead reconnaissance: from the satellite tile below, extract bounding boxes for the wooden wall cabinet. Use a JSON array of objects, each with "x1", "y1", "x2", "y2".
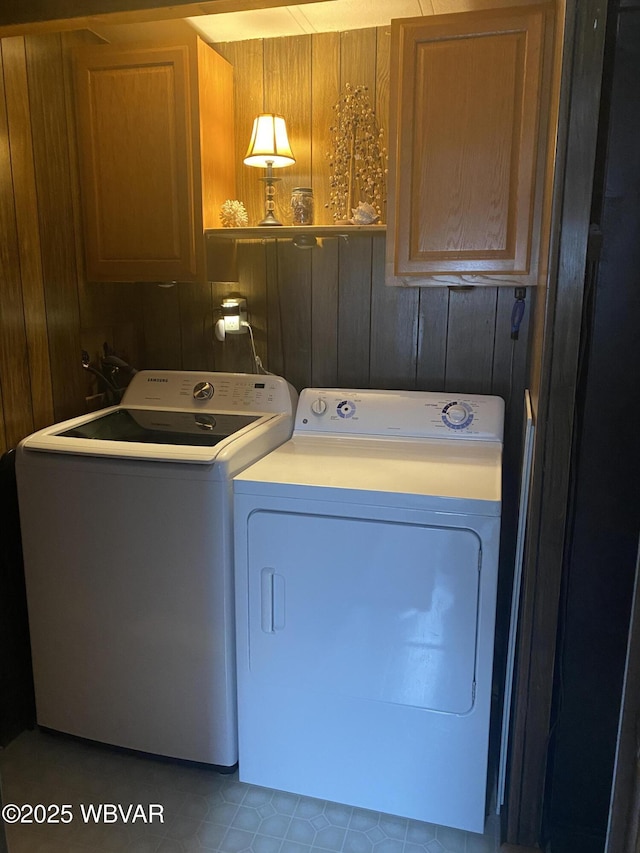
[
  {"x1": 386, "y1": 5, "x2": 555, "y2": 288},
  {"x1": 73, "y1": 34, "x2": 235, "y2": 283}
]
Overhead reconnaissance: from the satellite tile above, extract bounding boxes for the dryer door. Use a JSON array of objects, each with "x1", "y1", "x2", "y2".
[{"x1": 246, "y1": 510, "x2": 481, "y2": 714}]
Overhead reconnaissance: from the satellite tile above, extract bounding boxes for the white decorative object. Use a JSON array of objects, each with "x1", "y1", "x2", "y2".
[
  {"x1": 350, "y1": 202, "x2": 380, "y2": 225},
  {"x1": 220, "y1": 200, "x2": 249, "y2": 228}
]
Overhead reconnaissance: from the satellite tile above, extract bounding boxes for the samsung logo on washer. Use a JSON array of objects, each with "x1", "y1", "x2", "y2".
[{"x1": 146, "y1": 378, "x2": 168, "y2": 383}]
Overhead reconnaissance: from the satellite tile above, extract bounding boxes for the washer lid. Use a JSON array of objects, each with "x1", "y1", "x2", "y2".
[
  {"x1": 234, "y1": 434, "x2": 502, "y2": 515},
  {"x1": 21, "y1": 407, "x2": 283, "y2": 464},
  {"x1": 19, "y1": 370, "x2": 297, "y2": 465},
  {"x1": 57, "y1": 408, "x2": 259, "y2": 446}
]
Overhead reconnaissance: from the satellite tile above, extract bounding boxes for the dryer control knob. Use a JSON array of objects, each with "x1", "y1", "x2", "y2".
[
  {"x1": 447, "y1": 404, "x2": 468, "y2": 424},
  {"x1": 193, "y1": 381, "x2": 214, "y2": 400},
  {"x1": 310, "y1": 398, "x2": 327, "y2": 415}
]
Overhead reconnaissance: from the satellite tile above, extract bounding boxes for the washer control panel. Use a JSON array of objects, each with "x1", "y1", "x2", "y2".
[
  {"x1": 297, "y1": 388, "x2": 503, "y2": 441},
  {"x1": 121, "y1": 370, "x2": 296, "y2": 415}
]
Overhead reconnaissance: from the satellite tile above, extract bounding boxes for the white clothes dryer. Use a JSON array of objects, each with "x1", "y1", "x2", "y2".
[
  {"x1": 233, "y1": 388, "x2": 504, "y2": 831},
  {"x1": 17, "y1": 370, "x2": 296, "y2": 769}
]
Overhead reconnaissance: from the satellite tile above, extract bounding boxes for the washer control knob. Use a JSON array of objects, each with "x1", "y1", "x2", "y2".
[
  {"x1": 447, "y1": 404, "x2": 468, "y2": 424},
  {"x1": 310, "y1": 398, "x2": 327, "y2": 415},
  {"x1": 193, "y1": 381, "x2": 214, "y2": 400}
]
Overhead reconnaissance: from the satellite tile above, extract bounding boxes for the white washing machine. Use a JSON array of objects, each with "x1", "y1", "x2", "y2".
[
  {"x1": 17, "y1": 370, "x2": 296, "y2": 768},
  {"x1": 233, "y1": 388, "x2": 504, "y2": 832}
]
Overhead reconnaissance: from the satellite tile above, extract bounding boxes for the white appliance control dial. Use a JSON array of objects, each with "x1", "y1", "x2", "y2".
[
  {"x1": 193, "y1": 381, "x2": 214, "y2": 400},
  {"x1": 336, "y1": 400, "x2": 356, "y2": 419},
  {"x1": 447, "y1": 405, "x2": 468, "y2": 424},
  {"x1": 441, "y1": 401, "x2": 474, "y2": 430},
  {"x1": 310, "y1": 398, "x2": 327, "y2": 415}
]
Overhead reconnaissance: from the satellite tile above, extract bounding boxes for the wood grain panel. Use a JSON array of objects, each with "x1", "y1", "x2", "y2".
[
  {"x1": 197, "y1": 38, "x2": 235, "y2": 231},
  {"x1": 0, "y1": 42, "x2": 35, "y2": 448},
  {"x1": 387, "y1": 7, "x2": 548, "y2": 287},
  {"x1": 62, "y1": 31, "x2": 143, "y2": 396},
  {"x1": 212, "y1": 245, "x2": 266, "y2": 375},
  {"x1": 109, "y1": 313, "x2": 145, "y2": 372},
  {"x1": 275, "y1": 241, "x2": 312, "y2": 391},
  {"x1": 2, "y1": 36, "x2": 54, "y2": 431},
  {"x1": 337, "y1": 236, "x2": 372, "y2": 388},
  {"x1": 264, "y1": 35, "x2": 312, "y2": 227},
  {"x1": 216, "y1": 331, "x2": 256, "y2": 374},
  {"x1": 311, "y1": 238, "x2": 339, "y2": 386},
  {"x1": 416, "y1": 14, "x2": 539, "y2": 272},
  {"x1": 61, "y1": 29, "x2": 102, "y2": 295},
  {"x1": 25, "y1": 32, "x2": 85, "y2": 422},
  {"x1": 491, "y1": 286, "x2": 531, "y2": 407},
  {"x1": 340, "y1": 27, "x2": 377, "y2": 95},
  {"x1": 444, "y1": 287, "x2": 498, "y2": 393},
  {"x1": 236, "y1": 242, "x2": 268, "y2": 367},
  {"x1": 74, "y1": 43, "x2": 198, "y2": 281},
  {"x1": 214, "y1": 39, "x2": 264, "y2": 226},
  {"x1": 78, "y1": 279, "x2": 145, "y2": 368},
  {"x1": 491, "y1": 288, "x2": 531, "y2": 705},
  {"x1": 369, "y1": 236, "x2": 418, "y2": 389},
  {"x1": 0, "y1": 369, "x2": 7, "y2": 455},
  {"x1": 418, "y1": 37, "x2": 518, "y2": 259},
  {"x1": 528, "y1": 2, "x2": 563, "y2": 417},
  {"x1": 338, "y1": 28, "x2": 379, "y2": 221},
  {"x1": 213, "y1": 240, "x2": 269, "y2": 373},
  {"x1": 265, "y1": 240, "x2": 284, "y2": 377},
  {"x1": 179, "y1": 281, "x2": 215, "y2": 370},
  {"x1": 72, "y1": 33, "x2": 234, "y2": 286},
  {"x1": 311, "y1": 31, "x2": 339, "y2": 226},
  {"x1": 210, "y1": 261, "x2": 258, "y2": 374},
  {"x1": 416, "y1": 288, "x2": 449, "y2": 390},
  {"x1": 375, "y1": 26, "x2": 391, "y2": 226},
  {"x1": 141, "y1": 283, "x2": 182, "y2": 368},
  {"x1": 507, "y1": 0, "x2": 605, "y2": 841}
]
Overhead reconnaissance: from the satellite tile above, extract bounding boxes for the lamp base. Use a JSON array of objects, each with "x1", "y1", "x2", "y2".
[
  {"x1": 258, "y1": 211, "x2": 283, "y2": 226},
  {"x1": 256, "y1": 165, "x2": 282, "y2": 226}
]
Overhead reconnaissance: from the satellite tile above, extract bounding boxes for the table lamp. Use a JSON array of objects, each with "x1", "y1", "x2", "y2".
[{"x1": 244, "y1": 114, "x2": 295, "y2": 226}]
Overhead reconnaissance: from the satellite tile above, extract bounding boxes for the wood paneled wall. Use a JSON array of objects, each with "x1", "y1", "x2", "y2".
[
  {"x1": 0, "y1": 30, "x2": 147, "y2": 452},
  {"x1": 208, "y1": 30, "x2": 532, "y2": 409},
  {"x1": 0, "y1": 24, "x2": 531, "y2": 455}
]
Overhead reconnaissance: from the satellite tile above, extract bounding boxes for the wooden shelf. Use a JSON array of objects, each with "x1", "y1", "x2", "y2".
[{"x1": 206, "y1": 224, "x2": 386, "y2": 240}]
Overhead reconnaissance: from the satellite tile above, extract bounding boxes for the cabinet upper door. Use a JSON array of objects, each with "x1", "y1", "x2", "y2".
[
  {"x1": 74, "y1": 44, "x2": 202, "y2": 283},
  {"x1": 386, "y1": 5, "x2": 554, "y2": 287}
]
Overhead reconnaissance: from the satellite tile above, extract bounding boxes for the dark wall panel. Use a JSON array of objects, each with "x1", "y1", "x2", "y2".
[{"x1": 545, "y1": 7, "x2": 640, "y2": 850}]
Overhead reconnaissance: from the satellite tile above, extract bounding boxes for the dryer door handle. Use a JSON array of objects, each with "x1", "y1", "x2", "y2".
[{"x1": 260, "y1": 568, "x2": 286, "y2": 633}]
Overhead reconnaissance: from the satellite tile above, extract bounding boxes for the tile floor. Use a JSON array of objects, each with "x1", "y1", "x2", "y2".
[{"x1": 0, "y1": 730, "x2": 501, "y2": 853}]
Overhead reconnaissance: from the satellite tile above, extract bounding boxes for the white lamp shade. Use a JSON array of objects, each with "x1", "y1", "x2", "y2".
[{"x1": 244, "y1": 114, "x2": 295, "y2": 168}]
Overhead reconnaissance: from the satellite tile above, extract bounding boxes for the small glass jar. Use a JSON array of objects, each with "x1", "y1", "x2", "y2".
[{"x1": 291, "y1": 187, "x2": 314, "y2": 225}]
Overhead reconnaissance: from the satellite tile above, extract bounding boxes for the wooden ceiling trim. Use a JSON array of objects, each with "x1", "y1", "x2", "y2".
[{"x1": 0, "y1": 0, "x2": 326, "y2": 38}]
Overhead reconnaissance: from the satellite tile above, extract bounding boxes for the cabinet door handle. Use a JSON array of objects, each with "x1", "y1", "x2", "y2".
[{"x1": 260, "y1": 568, "x2": 286, "y2": 633}]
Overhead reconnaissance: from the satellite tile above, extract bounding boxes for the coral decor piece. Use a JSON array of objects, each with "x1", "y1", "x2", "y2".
[
  {"x1": 326, "y1": 83, "x2": 387, "y2": 224},
  {"x1": 220, "y1": 199, "x2": 249, "y2": 228}
]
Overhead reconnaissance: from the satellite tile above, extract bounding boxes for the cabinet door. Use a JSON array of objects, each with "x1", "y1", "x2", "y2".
[
  {"x1": 74, "y1": 45, "x2": 198, "y2": 282},
  {"x1": 386, "y1": 5, "x2": 552, "y2": 287}
]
